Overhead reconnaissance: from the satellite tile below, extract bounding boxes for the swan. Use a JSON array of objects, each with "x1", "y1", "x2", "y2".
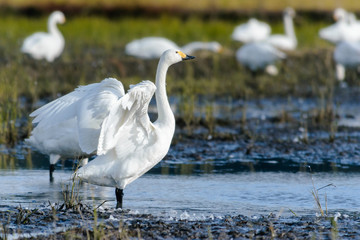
[
  {"x1": 347, "y1": 13, "x2": 360, "y2": 38},
  {"x1": 231, "y1": 18, "x2": 271, "y2": 43},
  {"x1": 265, "y1": 7, "x2": 297, "y2": 51},
  {"x1": 333, "y1": 41, "x2": 360, "y2": 81},
  {"x1": 26, "y1": 78, "x2": 126, "y2": 180},
  {"x1": 125, "y1": 37, "x2": 221, "y2": 59},
  {"x1": 236, "y1": 42, "x2": 286, "y2": 75},
  {"x1": 21, "y1": 11, "x2": 65, "y2": 62},
  {"x1": 64, "y1": 49, "x2": 194, "y2": 208},
  {"x1": 318, "y1": 8, "x2": 360, "y2": 44}
]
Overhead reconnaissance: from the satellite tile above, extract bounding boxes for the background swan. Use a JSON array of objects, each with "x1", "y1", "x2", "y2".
[
  {"x1": 265, "y1": 7, "x2": 297, "y2": 51},
  {"x1": 27, "y1": 78, "x2": 125, "y2": 180},
  {"x1": 333, "y1": 41, "x2": 360, "y2": 81},
  {"x1": 236, "y1": 42, "x2": 286, "y2": 75},
  {"x1": 231, "y1": 18, "x2": 271, "y2": 43},
  {"x1": 319, "y1": 8, "x2": 360, "y2": 44},
  {"x1": 72, "y1": 49, "x2": 194, "y2": 208},
  {"x1": 125, "y1": 37, "x2": 221, "y2": 59},
  {"x1": 21, "y1": 11, "x2": 65, "y2": 62}
]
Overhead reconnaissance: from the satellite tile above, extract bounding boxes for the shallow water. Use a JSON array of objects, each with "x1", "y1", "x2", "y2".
[
  {"x1": 3, "y1": 92, "x2": 360, "y2": 220},
  {"x1": 1, "y1": 163, "x2": 359, "y2": 219}
]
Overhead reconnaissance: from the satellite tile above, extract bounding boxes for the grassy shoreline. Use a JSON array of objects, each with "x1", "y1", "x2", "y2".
[{"x1": 0, "y1": 12, "x2": 355, "y2": 145}]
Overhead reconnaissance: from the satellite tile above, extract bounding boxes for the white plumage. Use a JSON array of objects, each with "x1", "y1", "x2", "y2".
[
  {"x1": 266, "y1": 7, "x2": 297, "y2": 51},
  {"x1": 231, "y1": 18, "x2": 271, "y2": 43},
  {"x1": 28, "y1": 49, "x2": 194, "y2": 207},
  {"x1": 125, "y1": 37, "x2": 221, "y2": 59},
  {"x1": 236, "y1": 42, "x2": 286, "y2": 75},
  {"x1": 319, "y1": 8, "x2": 360, "y2": 44},
  {"x1": 21, "y1": 11, "x2": 65, "y2": 62},
  {"x1": 333, "y1": 41, "x2": 360, "y2": 81},
  {"x1": 26, "y1": 78, "x2": 125, "y2": 178},
  {"x1": 72, "y1": 50, "x2": 194, "y2": 208},
  {"x1": 75, "y1": 50, "x2": 194, "y2": 189}
]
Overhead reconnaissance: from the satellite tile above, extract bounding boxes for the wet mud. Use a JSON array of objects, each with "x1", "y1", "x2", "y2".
[
  {"x1": 1, "y1": 204, "x2": 359, "y2": 239},
  {"x1": 2, "y1": 90, "x2": 360, "y2": 238},
  {"x1": 1, "y1": 119, "x2": 360, "y2": 239}
]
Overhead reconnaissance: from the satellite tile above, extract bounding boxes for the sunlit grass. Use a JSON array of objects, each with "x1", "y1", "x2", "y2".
[{"x1": 0, "y1": 12, "x2": 352, "y2": 146}]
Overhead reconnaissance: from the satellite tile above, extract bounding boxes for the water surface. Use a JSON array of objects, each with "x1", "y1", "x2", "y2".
[{"x1": 1, "y1": 166, "x2": 359, "y2": 219}]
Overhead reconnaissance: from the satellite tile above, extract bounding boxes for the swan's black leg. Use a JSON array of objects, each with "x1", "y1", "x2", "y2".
[
  {"x1": 115, "y1": 188, "x2": 124, "y2": 209},
  {"x1": 49, "y1": 164, "x2": 55, "y2": 182}
]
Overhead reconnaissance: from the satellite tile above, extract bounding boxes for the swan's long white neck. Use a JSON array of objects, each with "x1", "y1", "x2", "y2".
[
  {"x1": 154, "y1": 58, "x2": 175, "y2": 129},
  {"x1": 48, "y1": 18, "x2": 62, "y2": 39},
  {"x1": 284, "y1": 13, "x2": 296, "y2": 43}
]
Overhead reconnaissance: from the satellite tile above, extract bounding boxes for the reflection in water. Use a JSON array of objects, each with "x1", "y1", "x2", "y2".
[
  {"x1": 2, "y1": 145, "x2": 360, "y2": 175},
  {"x1": 0, "y1": 169, "x2": 359, "y2": 217},
  {"x1": 0, "y1": 154, "x2": 16, "y2": 169}
]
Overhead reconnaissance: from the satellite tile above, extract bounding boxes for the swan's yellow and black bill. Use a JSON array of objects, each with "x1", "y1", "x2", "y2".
[{"x1": 177, "y1": 50, "x2": 195, "y2": 60}]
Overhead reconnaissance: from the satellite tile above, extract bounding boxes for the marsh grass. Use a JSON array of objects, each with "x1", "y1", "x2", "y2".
[
  {"x1": 204, "y1": 102, "x2": 215, "y2": 137},
  {"x1": 0, "y1": 12, "x2": 352, "y2": 146},
  {"x1": 60, "y1": 166, "x2": 83, "y2": 210},
  {"x1": 14, "y1": 206, "x2": 38, "y2": 224},
  {"x1": 310, "y1": 176, "x2": 336, "y2": 217},
  {"x1": 0, "y1": 214, "x2": 10, "y2": 240}
]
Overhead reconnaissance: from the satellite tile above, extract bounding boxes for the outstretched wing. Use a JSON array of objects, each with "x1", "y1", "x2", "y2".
[
  {"x1": 97, "y1": 80, "x2": 156, "y2": 155},
  {"x1": 77, "y1": 78, "x2": 126, "y2": 154},
  {"x1": 30, "y1": 78, "x2": 125, "y2": 130}
]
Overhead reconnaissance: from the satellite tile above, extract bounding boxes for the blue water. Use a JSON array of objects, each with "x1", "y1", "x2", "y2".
[
  {"x1": 2, "y1": 94, "x2": 360, "y2": 219},
  {"x1": 1, "y1": 167, "x2": 359, "y2": 218}
]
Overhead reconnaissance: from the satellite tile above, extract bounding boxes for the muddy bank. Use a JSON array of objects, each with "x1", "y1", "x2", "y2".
[{"x1": 1, "y1": 204, "x2": 359, "y2": 239}]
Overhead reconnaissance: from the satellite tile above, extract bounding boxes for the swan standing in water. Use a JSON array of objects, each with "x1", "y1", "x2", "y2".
[
  {"x1": 27, "y1": 78, "x2": 126, "y2": 180},
  {"x1": 125, "y1": 37, "x2": 221, "y2": 59},
  {"x1": 67, "y1": 49, "x2": 194, "y2": 208},
  {"x1": 21, "y1": 11, "x2": 65, "y2": 62},
  {"x1": 231, "y1": 18, "x2": 271, "y2": 43},
  {"x1": 236, "y1": 42, "x2": 286, "y2": 75},
  {"x1": 266, "y1": 7, "x2": 297, "y2": 51}
]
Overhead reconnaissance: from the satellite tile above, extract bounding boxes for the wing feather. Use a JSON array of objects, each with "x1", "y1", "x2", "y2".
[
  {"x1": 77, "y1": 78, "x2": 126, "y2": 153},
  {"x1": 97, "y1": 80, "x2": 156, "y2": 155},
  {"x1": 30, "y1": 78, "x2": 124, "y2": 128}
]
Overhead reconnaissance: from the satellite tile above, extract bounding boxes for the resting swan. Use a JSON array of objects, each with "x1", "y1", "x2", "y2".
[
  {"x1": 236, "y1": 42, "x2": 286, "y2": 75},
  {"x1": 266, "y1": 7, "x2": 297, "y2": 51},
  {"x1": 231, "y1": 18, "x2": 271, "y2": 43},
  {"x1": 125, "y1": 37, "x2": 221, "y2": 59},
  {"x1": 319, "y1": 8, "x2": 360, "y2": 44},
  {"x1": 21, "y1": 11, "x2": 65, "y2": 62}
]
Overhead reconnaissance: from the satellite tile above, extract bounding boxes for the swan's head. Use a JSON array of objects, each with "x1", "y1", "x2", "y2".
[
  {"x1": 284, "y1": 7, "x2": 296, "y2": 17},
  {"x1": 248, "y1": 18, "x2": 259, "y2": 24},
  {"x1": 161, "y1": 49, "x2": 195, "y2": 65},
  {"x1": 50, "y1": 11, "x2": 66, "y2": 24},
  {"x1": 333, "y1": 8, "x2": 347, "y2": 21}
]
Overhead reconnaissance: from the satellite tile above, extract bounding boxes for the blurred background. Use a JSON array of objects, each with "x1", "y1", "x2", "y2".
[{"x1": 0, "y1": 0, "x2": 359, "y2": 156}]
